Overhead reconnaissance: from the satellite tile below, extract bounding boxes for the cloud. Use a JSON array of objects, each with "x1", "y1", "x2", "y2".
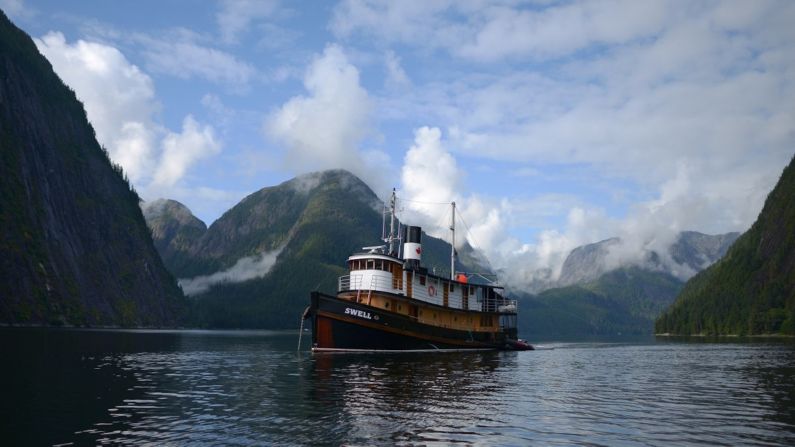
[
  {"x1": 364, "y1": 2, "x2": 794, "y2": 283},
  {"x1": 35, "y1": 33, "x2": 223, "y2": 198},
  {"x1": 401, "y1": 127, "x2": 459, "y2": 202},
  {"x1": 137, "y1": 30, "x2": 257, "y2": 87},
  {"x1": 153, "y1": 115, "x2": 222, "y2": 187},
  {"x1": 384, "y1": 49, "x2": 410, "y2": 88},
  {"x1": 217, "y1": 0, "x2": 282, "y2": 44},
  {"x1": 266, "y1": 44, "x2": 385, "y2": 188},
  {"x1": 179, "y1": 247, "x2": 284, "y2": 296},
  {"x1": 0, "y1": 0, "x2": 35, "y2": 20},
  {"x1": 35, "y1": 32, "x2": 159, "y2": 183},
  {"x1": 394, "y1": 125, "x2": 779, "y2": 293}
]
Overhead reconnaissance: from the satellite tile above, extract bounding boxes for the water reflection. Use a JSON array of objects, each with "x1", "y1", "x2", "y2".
[
  {"x1": 2, "y1": 329, "x2": 795, "y2": 446},
  {"x1": 306, "y1": 351, "x2": 511, "y2": 445}
]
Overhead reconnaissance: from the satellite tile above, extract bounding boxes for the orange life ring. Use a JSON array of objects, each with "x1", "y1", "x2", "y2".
[{"x1": 427, "y1": 285, "x2": 436, "y2": 296}]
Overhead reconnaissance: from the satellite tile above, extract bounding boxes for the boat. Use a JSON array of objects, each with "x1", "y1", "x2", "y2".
[{"x1": 307, "y1": 189, "x2": 532, "y2": 352}]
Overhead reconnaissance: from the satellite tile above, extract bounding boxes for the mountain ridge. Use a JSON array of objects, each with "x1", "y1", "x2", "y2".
[{"x1": 145, "y1": 169, "x2": 491, "y2": 328}]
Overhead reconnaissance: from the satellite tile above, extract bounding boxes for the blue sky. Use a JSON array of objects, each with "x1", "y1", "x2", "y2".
[{"x1": 4, "y1": 0, "x2": 795, "y2": 286}]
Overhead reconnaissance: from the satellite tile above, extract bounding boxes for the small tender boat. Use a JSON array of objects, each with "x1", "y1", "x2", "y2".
[{"x1": 307, "y1": 190, "x2": 531, "y2": 352}]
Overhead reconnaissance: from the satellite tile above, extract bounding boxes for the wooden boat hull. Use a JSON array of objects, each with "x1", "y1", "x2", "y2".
[{"x1": 310, "y1": 292, "x2": 511, "y2": 351}]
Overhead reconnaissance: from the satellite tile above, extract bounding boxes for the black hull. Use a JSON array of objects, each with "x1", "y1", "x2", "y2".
[{"x1": 310, "y1": 292, "x2": 511, "y2": 351}]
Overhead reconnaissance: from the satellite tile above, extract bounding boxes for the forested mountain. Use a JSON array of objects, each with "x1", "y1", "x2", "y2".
[
  {"x1": 518, "y1": 267, "x2": 684, "y2": 336},
  {"x1": 516, "y1": 231, "x2": 738, "y2": 337},
  {"x1": 0, "y1": 11, "x2": 185, "y2": 326},
  {"x1": 656, "y1": 155, "x2": 795, "y2": 336},
  {"x1": 145, "y1": 170, "x2": 489, "y2": 328}
]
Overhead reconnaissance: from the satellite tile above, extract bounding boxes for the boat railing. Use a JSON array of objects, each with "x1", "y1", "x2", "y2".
[
  {"x1": 339, "y1": 275, "x2": 351, "y2": 291},
  {"x1": 338, "y1": 274, "x2": 396, "y2": 293},
  {"x1": 483, "y1": 299, "x2": 517, "y2": 313}
]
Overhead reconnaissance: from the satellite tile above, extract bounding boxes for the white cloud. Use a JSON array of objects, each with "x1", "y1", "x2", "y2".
[
  {"x1": 35, "y1": 32, "x2": 223, "y2": 199},
  {"x1": 217, "y1": 0, "x2": 281, "y2": 44},
  {"x1": 179, "y1": 247, "x2": 284, "y2": 295},
  {"x1": 384, "y1": 49, "x2": 410, "y2": 88},
  {"x1": 266, "y1": 44, "x2": 385, "y2": 188},
  {"x1": 366, "y1": 2, "x2": 794, "y2": 279},
  {"x1": 401, "y1": 127, "x2": 459, "y2": 204},
  {"x1": 153, "y1": 115, "x2": 222, "y2": 187},
  {"x1": 35, "y1": 32, "x2": 159, "y2": 183},
  {"x1": 138, "y1": 31, "x2": 257, "y2": 87},
  {"x1": 0, "y1": 0, "x2": 34, "y2": 20}
]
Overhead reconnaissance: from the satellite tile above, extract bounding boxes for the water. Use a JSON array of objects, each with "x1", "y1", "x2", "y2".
[{"x1": 1, "y1": 329, "x2": 794, "y2": 446}]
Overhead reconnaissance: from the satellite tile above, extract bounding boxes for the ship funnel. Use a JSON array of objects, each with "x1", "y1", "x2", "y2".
[{"x1": 403, "y1": 226, "x2": 422, "y2": 269}]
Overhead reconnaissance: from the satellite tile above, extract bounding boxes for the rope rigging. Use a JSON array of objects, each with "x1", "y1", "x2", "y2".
[{"x1": 382, "y1": 192, "x2": 500, "y2": 286}]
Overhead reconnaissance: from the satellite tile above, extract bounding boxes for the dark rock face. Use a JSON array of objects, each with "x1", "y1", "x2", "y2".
[
  {"x1": 0, "y1": 11, "x2": 185, "y2": 326},
  {"x1": 557, "y1": 237, "x2": 620, "y2": 287},
  {"x1": 669, "y1": 231, "x2": 740, "y2": 272}
]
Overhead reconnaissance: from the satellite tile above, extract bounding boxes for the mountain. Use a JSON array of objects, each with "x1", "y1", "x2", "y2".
[
  {"x1": 0, "y1": 11, "x2": 185, "y2": 326},
  {"x1": 145, "y1": 170, "x2": 490, "y2": 329},
  {"x1": 556, "y1": 231, "x2": 739, "y2": 288},
  {"x1": 141, "y1": 199, "x2": 207, "y2": 276},
  {"x1": 517, "y1": 231, "x2": 739, "y2": 337},
  {"x1": 518, "y1": 267, "x2": 684, "y2": 336},
  {"x1": 669, "y1": 231, "x2": 742, "y2": 272},
  {"x1": 556, "y1": 237, "x2": 620, "y2": 287},
  {"x1": 656, "y1": 155, "x2": 795, "y2": 336}
]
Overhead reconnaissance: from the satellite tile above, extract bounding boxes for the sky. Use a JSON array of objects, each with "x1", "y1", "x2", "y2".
[{"x1": 4, "y1": 0, "x2": 795, "y2": 289}]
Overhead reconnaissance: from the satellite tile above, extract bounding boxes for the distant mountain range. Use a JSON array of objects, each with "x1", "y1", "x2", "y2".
[
  {"x1": 656, "y1": 154, "x2": 795, "y2": 336},
  {"x1": 143, "y1": 168, "x2": 740, "y2": 335},
  {"x1": 516, "y1": 231, "x2": 739, "y2": 337},
  {"x1": 0, "y1": 11, "x2": 184, "y2": 327},
  {"x1": 143, "y1": 170, "x2": 490, "y2": 329}
]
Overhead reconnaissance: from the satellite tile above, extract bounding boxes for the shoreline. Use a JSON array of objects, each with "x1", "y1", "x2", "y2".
[{"x1": 655, "y1": 332, "x2": 795, "y2": 338}]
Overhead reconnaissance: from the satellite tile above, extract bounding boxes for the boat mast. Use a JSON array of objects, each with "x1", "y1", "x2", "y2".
[
  {"x1": 450, "y1": 201, "x2": 456, "y2": 280},
  {"x1": 387, "y1": 188, "x2": 397, "y2": 255}
]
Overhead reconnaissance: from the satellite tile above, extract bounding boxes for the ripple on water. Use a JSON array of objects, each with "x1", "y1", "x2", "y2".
[{"x1": 3, "y1": 329, "x2": 795, "y2": 446}]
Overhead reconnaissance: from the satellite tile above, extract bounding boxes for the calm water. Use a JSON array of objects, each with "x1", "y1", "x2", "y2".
[{"x1": 1, "y1": 329, "x2": 794, "y2": 446}]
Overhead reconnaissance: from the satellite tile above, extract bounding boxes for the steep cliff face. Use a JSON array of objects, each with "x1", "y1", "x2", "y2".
[
  {"x1": 0, "y1": 11, "x2": 185, "y2": 326},
  {"x1": 656, "y1": 155, "x2": 795, "y2": 335}
]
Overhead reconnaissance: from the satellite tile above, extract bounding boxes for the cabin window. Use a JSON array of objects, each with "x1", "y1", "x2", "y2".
[
  {"x1": 384, "y1": 301, "x2": 390, "y2": 309},
  {"x1": 449, "y1": 283, "x2": 455, "y2": 292},
  {"x1": 419, "y1": 275, "x2": 426, "y2": 286},
  {"x1": 470, "y1": 286, "x2": 475, "y2": 295},
  {"x1": 367, "y1": 259, "x2": 375, "y2": 270}
]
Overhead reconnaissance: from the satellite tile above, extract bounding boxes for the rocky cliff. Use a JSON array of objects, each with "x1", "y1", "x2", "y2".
[{"x1": 0, "y1": 11, "x2": 185, "y2": 326}]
